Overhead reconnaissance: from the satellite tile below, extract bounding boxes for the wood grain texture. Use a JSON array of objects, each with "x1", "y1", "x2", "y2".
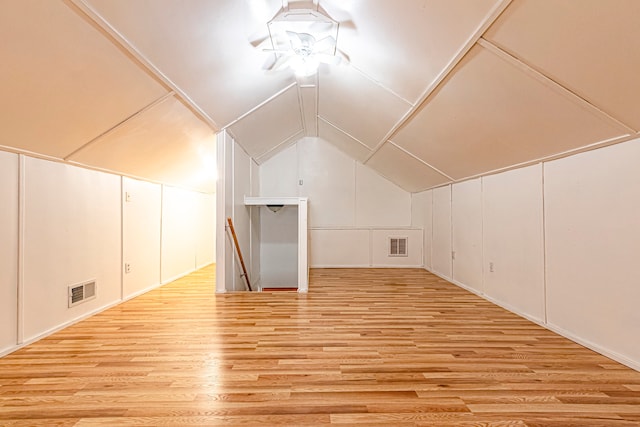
[{"x1": 1, "y1": 265, "x2": 639, "y2": 426}]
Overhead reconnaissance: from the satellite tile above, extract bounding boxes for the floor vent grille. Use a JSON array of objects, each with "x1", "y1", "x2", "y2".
[
  {"x1": 389, "y1": 237, "x2": 408, "y2": 257},
  {"x1": 69, "y1": 280, "x2": 97, "y2": 308}
]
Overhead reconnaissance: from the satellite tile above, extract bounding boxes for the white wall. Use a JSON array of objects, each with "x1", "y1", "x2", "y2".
[
  {"x1": 0, "y1": 152, "x2": 19, "y2": 353},
  {"x1": 217, "y1": 131, "x2": 259, "y2": 292},
  {"x1": 259, "y1": 206, "x2": 298, "y2": 286},
  {"x1": 356, "y1": 163, "x2": 411, "y2": 226},
  {"x1": 161, "y1": 185, "x2": 196, "y2": 283},
  {"x1": 452, "y1": 179, "x2": 482, "y2": 292},
  {"x1": 411, "y1": 190, "x2": 433, "y2": 269},
  {"x1": 432, "y1": 185, "x2": 452, "y2": 279},
  {"x1": 23, "y1": 157, "x2": 122, "y2": 342},
  {"x1": 260, "y1": 137, "x2": 420, "y2": 268},
  {"x1": 161, "y1": 185, "x2": 215, "y2": 284},
  {"x1": 195, "y1": 191, "x2": 215, "y2": 269},
  {"x1": 310, "y1": 229, "x2": 370, "y2": 267},
  {"x1": 483, "y1": 164, "x2": 544, "y2": 322},
  {"x1": 545, "y1": 140, "x2": 640, "y2": 367},
  {"x1": 259, "y1": 143, "x2": 298, "y2": 197},
  {"x1": 298, "y1": 138, "x2": 356, "y2": 227},
  {"x1": 423, "y1": 140, "x2": 640, "y2": 370},
  {"x1": 1, "y1": 152, "x2": 215, "y2": 357},
  {"x1": 123, "y1": 177, "x2": 161, "y2": 299}
]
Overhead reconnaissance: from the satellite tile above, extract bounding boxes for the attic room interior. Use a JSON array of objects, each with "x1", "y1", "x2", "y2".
[{"x1": 2, "y1": 0, "x2": 640, "y2": 425}]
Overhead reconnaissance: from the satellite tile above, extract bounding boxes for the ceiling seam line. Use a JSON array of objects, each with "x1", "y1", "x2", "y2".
[
  {"x1": 222, "y1": 82, "x2": 298, "y2": 130},
  {"x1": 295, "y1": 81, "x2": 308, "y2": 136},
  {"x1": 387, "y1": 141, "x2": 455, "y2": 181},
  {"x1": 314, "y1": 71, "x2": 319, "y2": 137},
  {"x1": 414, "y1": 135, "x2": 640, "y2": 194},
  {"x1": 68, "y1": 0, "x2": 220, "y2": 132},
  {"x1": 255, "y1": 129, "x2": 305, "y2": 164},
  {"x1": 63, "y1": 92, "x2": 175, "y2": 161},
  {"x1": 349, "y1": 65, "x2": 414, "y2": 106},
  {"x1": 477, "y1": 38, "x2": 637, "y2": 135},
  {"x1": 317, "y1": 116, "x2": 372, "y2": 152},
  {"x1": 441, "y1": 133, "x2": 638, "y2": 187},
  {"x1": 362, "y1": 0, "x2": 514, "y2": 164}
]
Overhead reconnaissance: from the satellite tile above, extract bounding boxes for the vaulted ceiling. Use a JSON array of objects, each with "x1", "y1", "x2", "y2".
[{"x1": 2, "y1": 0, "x2": 639, "y2": 193}]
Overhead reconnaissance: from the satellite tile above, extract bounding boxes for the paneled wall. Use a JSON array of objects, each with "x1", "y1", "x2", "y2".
[
  {"x1": 432, "y1": 185, "x2": 452, "y2": 279},
  {"x1": 452, "y1": 178, "x2": 482, "y2": 291},
  {"x1": 413, "y1": 138, "x2": 640, "y2": 370},
  {"x1": 0, "y1": 153, "x2": 215, "y2": 357},
  {"x1": 545, "y1": 140, "x2": 640, "y2": 369},
  {"x1": 0, "y1": 152, "x2": 19, "y2": 354},
  {"x1": 411, "y1": 190, "x2": 433, "y2": 269},
  {"x1": 217, "y1": 131, "x2": 259, "y2": 292},
  {"x1": 260, "y1": 138, "x2": 422, "y2": 268},
  {"x1": 123, "y1": 177, "x2": 161, "y2": 299},
  {"x1": 483, "y1": 165, "x2": 544, "y2": 321},
  {"x1": 161, "y1": 186, "x2": 197, "y2": 283},
  {"x1": 23, "y1": 158, "x2": 122, "y2": 342}
]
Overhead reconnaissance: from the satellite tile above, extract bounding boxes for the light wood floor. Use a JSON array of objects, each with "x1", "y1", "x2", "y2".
[{"x1": 1, "y1": 266, "x2": 640, "y2": 426}]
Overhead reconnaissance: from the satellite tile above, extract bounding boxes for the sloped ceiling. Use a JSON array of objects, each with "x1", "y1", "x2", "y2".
[{"x1": 2, "y1": 0, "x2": 639, "y2": 193}]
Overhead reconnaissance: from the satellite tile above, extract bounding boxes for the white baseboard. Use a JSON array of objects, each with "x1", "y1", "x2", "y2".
[
  {"x1": 1, "y1": 298, "x2": 123, "y2": 358},
  {"x1": 1, "y1": 266, "x2": 211, "y2": 359},
  {"x1": 425, "y1": 267, "x2": 640, "y2": 373},
  {"x1": 122, "y1": 281, "x2": 163, "y2": 302}
]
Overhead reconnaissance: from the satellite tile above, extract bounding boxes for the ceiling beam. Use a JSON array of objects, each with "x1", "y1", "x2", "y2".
[
  {"x1": 363, "y1": 0, "x2": 514, "y2": 165},
  {"x1": 66, "y1": 0, "x2": 220, "y2": 132},
  {"x1": 63, "y1": 92, "x2": 175, "y2": 161},
  {"x1": 477, "y1": 38, "x2": 637, "y2": 135}
]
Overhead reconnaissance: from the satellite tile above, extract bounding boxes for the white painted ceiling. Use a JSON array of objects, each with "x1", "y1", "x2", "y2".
[{"x1": 2, "y1": 0, "x2": 639, "y2": 193}]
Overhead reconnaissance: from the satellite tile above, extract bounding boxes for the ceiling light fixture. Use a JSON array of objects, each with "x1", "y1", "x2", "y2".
[{"x1": 254, "y1": 6, "x2": 348, "y2": 76}]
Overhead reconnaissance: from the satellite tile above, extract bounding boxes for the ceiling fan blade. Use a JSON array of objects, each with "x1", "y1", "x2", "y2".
[
  {"x1": 248, "y1": 29, "x2": 270, "y2": 48},
  {"x1": 262, "y1": 54, "x2": 278, "y2": 70},
  {"x1": 336, "y1": 48, "x2": 351, "y2": 64},
  {"x1": 286, "y1": 31, "x2": 316, "y2": 51},
  {"x1": 337, "y1": 19, "x2": 357, "y2": 32},
  {"x1": 268, "y1": 54, "x2": 294, "y2": 72},
  {"x1": 312, "y1": 35, "x2": 336, "y2": 54}
]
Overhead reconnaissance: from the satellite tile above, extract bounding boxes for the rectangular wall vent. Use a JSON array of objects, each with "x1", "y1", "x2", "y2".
[
  {"x1": 388, "y1": 237, "x2": 408, "y2": 257},
  {"x1": 68, "y1": 280, "x2": 97, "y2": 308}
]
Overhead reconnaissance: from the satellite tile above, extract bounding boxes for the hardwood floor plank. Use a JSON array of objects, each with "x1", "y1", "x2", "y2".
[{"x1": 1, "y1": 265, "x2": 639, "y2": 426}]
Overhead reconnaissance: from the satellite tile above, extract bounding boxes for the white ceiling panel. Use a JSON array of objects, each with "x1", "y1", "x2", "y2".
[
  {"x1": 327, "y1": 0, "x2": 501, "y2": 104},
  {"x1": 318, "y1": 119, "x2": 371, "y2": 162},
  {"x1": 84, "y1": 0, "x2": 295, "y2": 128},
  {"x1": 392, "y1": 45, "x2": 628, "y2": 180},
  {"x1": 485, "y1": 0, "x2": 640, "y2": 131},
  {"x1": 3, "y1": 1, "x2": 638, "y2": 195},
  {"x1": 228, "y1": 85, "x2": 304, "y2": 159},
  {"x1": 366, "y1": 143, "x2": 451, "y2": 193},
  {"x1": 68, "y1": 96, "x2": 216, "y2": 193},
  {"x1": 318, "y1": 65, "x2": 411, "y2": 149},
  {"x1": 0, "y1": 0, "x2": 167, "y2": 159}
]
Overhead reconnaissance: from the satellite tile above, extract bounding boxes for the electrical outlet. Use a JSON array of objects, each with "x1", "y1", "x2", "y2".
[
  {"x1": 125, "y1": 263, "x2": 131, "y2": 274},
  {"x1": 489, "y1": 262, "x2": 494, "y2": 273}
]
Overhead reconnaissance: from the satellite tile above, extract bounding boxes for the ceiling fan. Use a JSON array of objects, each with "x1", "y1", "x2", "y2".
[
  {"x1": 249, "y1": 4, "x2": 353, "y2": 76},
  {"x1": 263, "y1": 30, "x2": 345, "y2": 76}
]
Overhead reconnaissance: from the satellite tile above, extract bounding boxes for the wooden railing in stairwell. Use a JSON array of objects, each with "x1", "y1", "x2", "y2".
[{"x1": 226, "y1": 217, "x2": 252, "y2": 291}]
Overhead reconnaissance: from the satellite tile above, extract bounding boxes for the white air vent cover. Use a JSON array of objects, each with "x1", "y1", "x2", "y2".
[
  {"x1": 68, "y1": 280, "x2": 97, "y2": 308},
  {"x1": 388, "y1": 237, "x2": 408, "y2": 257}
]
